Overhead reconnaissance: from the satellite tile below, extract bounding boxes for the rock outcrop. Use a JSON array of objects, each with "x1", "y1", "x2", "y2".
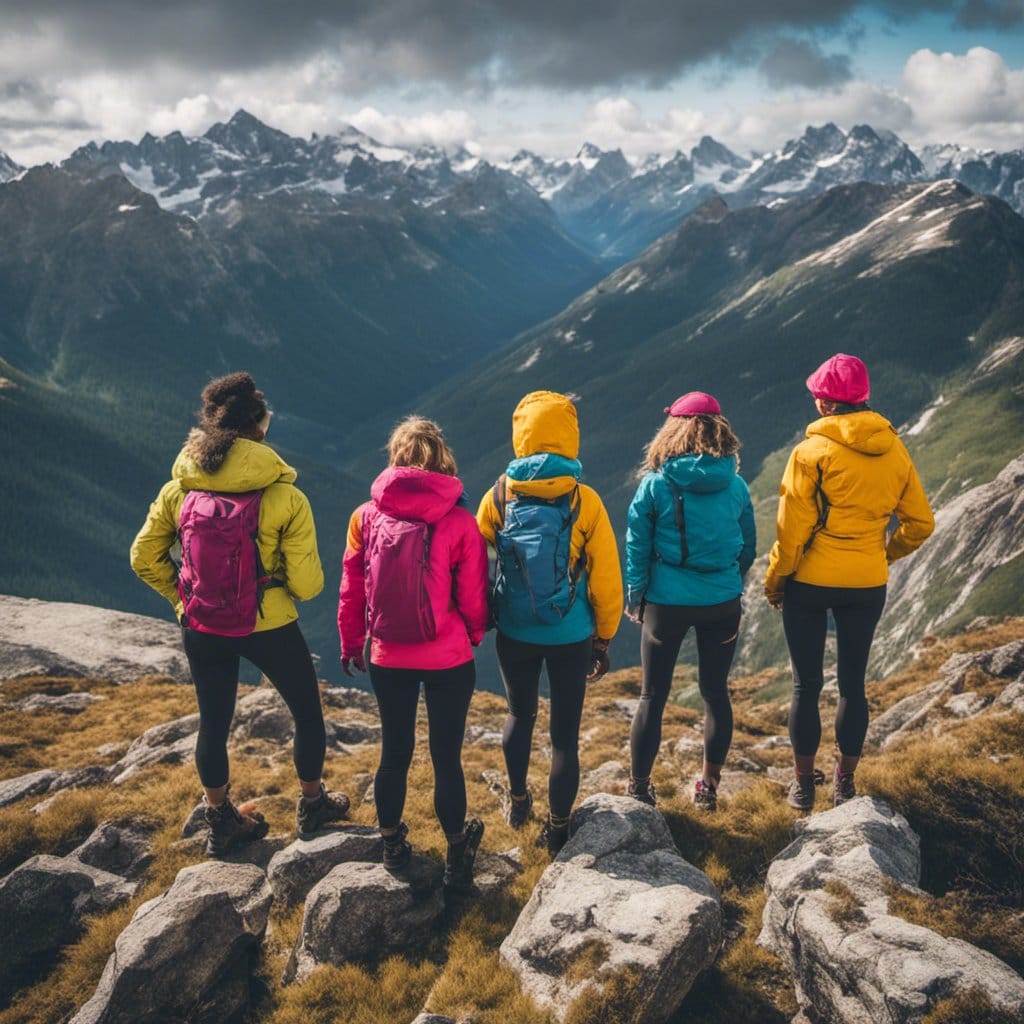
[
  {"x1": 758, "y1": 797, "x2": 1024, "y2": 1023},
  {"x1": 267, "y1": 827, "x2": 383, "y2": 908},
  {"x1": 67, "y1": 819, "x2": 156, "y2": 880},
  {"x1": 109, "y1": 713, "x2": 200, "y2": 783},
  {"x1": 284, "y1": 857, "x2": 445, "y2": 984},
  {"x1": 0, "y1": 595, "x2": 189, "y2": 683},
  {"x1": 72, "y1": 861, "x2": 272, "y2": 1024},
  {"x1": 500, "y1": 793, "x2": 723, "y2": 1023}
]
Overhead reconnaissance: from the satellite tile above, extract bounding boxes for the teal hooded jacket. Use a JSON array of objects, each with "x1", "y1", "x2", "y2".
[{"x1": 626, "y1": 454, "x2": 756, "y2": 608}]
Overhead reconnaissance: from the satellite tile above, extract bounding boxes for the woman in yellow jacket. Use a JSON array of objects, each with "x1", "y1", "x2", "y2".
[
  {"x1": 764, "y1": 354, "x2": 934, "y2": 812},
  {"x1": 131, "y1": 372, "x2": 348, "y2": 856},
  {"x1": 477, "y1": 391, "x2": 623, "y2": 855}
]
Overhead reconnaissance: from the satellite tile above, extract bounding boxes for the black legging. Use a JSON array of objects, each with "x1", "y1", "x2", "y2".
[
  {"x1": 369, "y1": 659, "x2": 476, "y2": 836},
  {"x1": 181, "y1": 620, "x2": 327, "y2": 788},
  {"x1": 783, "y1": 581, "x2": 887, "y2": 758},
  {"x1": 631, "y1": 598, "x2": 741, "y2": 779},
  {"x1": 495, "y1": 632, "x2": 592, "y2": 820}
]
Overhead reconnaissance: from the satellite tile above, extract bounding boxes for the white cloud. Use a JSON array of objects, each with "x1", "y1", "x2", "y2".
[{"x1": 347, "y1": 106, "x2": 480, "y2": 149}]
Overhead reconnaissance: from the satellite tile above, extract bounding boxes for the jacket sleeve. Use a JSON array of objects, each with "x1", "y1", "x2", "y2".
[
  {"x1": 625, "y1": 479, "x2": 655, "y2": 606},
  {"x1": 129, "y1": 480, "x2": 183, "y2": 616},
  {"x1": 765, "y1": 446, "x2": 820, "y2": 595},
  {"x1": 453, "y1": 512, "x2": 490, "y2": 645},
  {"x1": 737, "y1": 479, "x2": 757, "y2": 578},
  {"x1": 582, "y1": 487, "x2": 624, "y2": 640},
  {"x1": 279, "y1": 488, "x2": 324, "y2": 601},
  {"x1": 338, "y1": 507, "x2": 368, "y2": 659},
  {"x1": 475, "y1": 488, "x2": 498, "y2": 547},
  {"x1": 886, "y1": 456, "x2": 935, "y2": 563}
]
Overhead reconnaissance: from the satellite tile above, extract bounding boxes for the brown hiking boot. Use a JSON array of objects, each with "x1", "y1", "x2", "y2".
[
  {"x1": 503, "y1": 789, "x2": 533, "y2": 829},
  {"x1": 204, "y1": 788, "x2": 269, "y2": 858},
  {"x1": 296, "y1": 783, "x2": 351, "y2": 838},
  {"x1": 833, "y1": 766, "x2": 857, "y2": 806},
  {"x1": 786, "y1": 768, "x2": 826, "y2": 813},
  {"x1": 627, "y1": 777, "x2": 657, "y2": 807}
]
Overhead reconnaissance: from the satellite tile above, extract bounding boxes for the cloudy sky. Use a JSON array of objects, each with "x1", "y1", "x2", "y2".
[{"x1": 1, "y1": 1, "x2": 1023, "y2": 165}]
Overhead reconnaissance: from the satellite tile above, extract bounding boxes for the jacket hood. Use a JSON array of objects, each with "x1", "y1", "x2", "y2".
[
  {"x1": 806, "y1": 411, "x2": 896, "y2": 456},
  {"x1": 512, "y1": 391, "x2": 580, "y2": 459},
  {"x1": 505, "y1": 452, "x2": 581, "y2": 500},
  {"x1": 660, "y1": 454, "x2": 737, "y2": 493},
  {"x1": 172, "y1": 439, "x2": 297, "y2": 492},
  {"x1": 371, "y1": 466, "x2": 464, "y2": 523}
]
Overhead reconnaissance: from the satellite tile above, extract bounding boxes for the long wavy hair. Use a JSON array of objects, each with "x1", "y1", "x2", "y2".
[
  {"x1": 183, "y1": 371, "x2": 268, "y2": 473},
  {"x1": 387, "y1": 416, "x2": 458, "y2": 476},
  {"x1": 639, "y1": 413, "x2": 741, "y2": 477}
]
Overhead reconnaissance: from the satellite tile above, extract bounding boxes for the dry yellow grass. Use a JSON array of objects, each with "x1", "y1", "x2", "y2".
[{"x1": 0, "y1": 617, "x2": 1020, "y2": 1024}]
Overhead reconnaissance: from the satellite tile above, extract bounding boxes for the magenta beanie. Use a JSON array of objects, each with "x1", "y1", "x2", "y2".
[
  {"x1": 806, "y1": 353, "x2": 870, "y2": 404},
  {"x1": 664, "y1": 391, "x2": 721, "y2": 417}
]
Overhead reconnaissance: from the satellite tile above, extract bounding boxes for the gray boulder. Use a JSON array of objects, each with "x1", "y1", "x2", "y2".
[
  {"x1": 996, "y1": 678, "x2": 1024, "y2": 713},
  {"x1": 267, "y1": 827, "x2": 383, "y2": 907},
  {"x1": 327, "y1": 720, "x2": 382, "y2": 746},
  {"x1": 0, "y1": 594, "x2": 189, "y2": 683},
  {"x1": 110, "y1": 713, "x2": 199, "y2": 784},
  {"x1": 758, "y1": 797, "x2": 1024, "y2": 1023},
  {"x1": 0, "y1": 854, "x2": 138, "y2": 990},
  {"x1": 231, "y1": 686, "x2": 381, "y2": 747},
  {"x1": 409, "y1": 1016, "x2": 457, "y2": 1024},
  {"x1": 71, "y1": 861, "x2": 272, "y2": 1024},
  {"x1": 68, "y1": 820, "x2": 156, "y2": 880},
  {"x1": 14, "y1": 691, "x2": 105, "y2": 713},
  {"x1": 500, "y1": 793, "x2": 723, "y2": 1023},
  {"x1": 320, "y1": 685, "x2": 378, "y2": 714},
  {"x1": 578, "y1": 759, "x2": 628, "y2": 796},
  {"x1": 0, "y1": 768, "x2": 59, "y2": 807},
  {"x1": 284, "y1": 856, "x2": 444, "y2": 984}
]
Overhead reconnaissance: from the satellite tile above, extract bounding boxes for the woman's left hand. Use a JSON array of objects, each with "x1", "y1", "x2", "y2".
[{"x1": 587, "y1": 638, "x2": 611, "y2": 682}]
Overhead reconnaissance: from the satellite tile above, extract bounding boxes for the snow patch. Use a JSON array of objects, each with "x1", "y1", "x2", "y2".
[
  {"x1": 518, "y1": 348, "x2": 541, "y2": 372},
  {"x1": 117, "y1": 204, "x2": 140, "y2": 213},
  {"x1": 904, "y1": 395, "x2": 945, "y2": 437},
  {"x1": 617, "y1": 267, "x2": 648, "y2": 293},
  {"x1": 976, "y1": 336, "x2": 1024, "y2": 377}
]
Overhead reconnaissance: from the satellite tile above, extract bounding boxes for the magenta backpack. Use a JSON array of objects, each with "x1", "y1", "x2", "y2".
[
  {"x1": 177, "y1": 490, "x2": 279, "y2": 636},
  {"x1": 362, "y1": 507, "x2": 437, "y2": 644}
]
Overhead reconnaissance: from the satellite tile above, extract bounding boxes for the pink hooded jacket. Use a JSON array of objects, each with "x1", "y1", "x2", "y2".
[{"x1": 338, "y1": 467, "x2": 489, "y2": 670}]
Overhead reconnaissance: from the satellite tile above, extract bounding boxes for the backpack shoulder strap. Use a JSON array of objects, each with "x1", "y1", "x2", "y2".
[
  {"x1": 803, "y1": 463, "x2": 830, "y2": 553},
  {"x1": 660, "y1": 473, "x2": 688, "y2": 567},
  {"x1": 491, "y1": 474, "x2": 508, "y2": 528}
]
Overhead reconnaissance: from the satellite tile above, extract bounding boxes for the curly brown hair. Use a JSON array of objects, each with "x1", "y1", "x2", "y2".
[
  {"x1": 387, "y1": 416, "x2": 458, "y2": 476},
  {"x1": 640, "y1": 413, "x2": 741, "y2": 476},
  {"x1": 183, "y1": 371, "x2": 268, "y2": 473}
]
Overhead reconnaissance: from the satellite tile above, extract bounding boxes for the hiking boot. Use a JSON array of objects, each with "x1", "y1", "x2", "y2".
[
  {"x1": 443, "y1": 818, "x2": 485, "y2": 891},
  {"x1": 296, "y1": 783, "x2": 351, "y2": 838},
  {"x1": 627, "y1": 777, "x2": 657, "y2": 807},
  {"x1": 536, "y1": 817, "x2": 570, "y2": 857},
  {"x1": 382, "y1": 822, "x2": 412, "y2": 872},
  {"x1": 692, "y1": 778, "x2": 718, "y2": 812},
  {"x1": 503, "y1": 789, "x2": 533, "y2": 829},
  {"x1": 204, "y1": 788, "x2": 269, "y2": 858},
  {"x1": 833, "y1": 766, "x2": 857, "y2": 806},
  {"x1": 786, "y1": 769, "x2": 825, "y2": 813}
]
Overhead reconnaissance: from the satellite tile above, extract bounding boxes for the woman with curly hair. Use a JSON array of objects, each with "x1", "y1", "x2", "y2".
[{"x1": 625, "y1": 392, "x2": 756, "y2": 811}]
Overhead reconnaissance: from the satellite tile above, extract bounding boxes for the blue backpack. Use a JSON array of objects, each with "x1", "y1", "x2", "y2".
[{"x1": 491, "y1": 475, "x2": 584, "y2": 627}]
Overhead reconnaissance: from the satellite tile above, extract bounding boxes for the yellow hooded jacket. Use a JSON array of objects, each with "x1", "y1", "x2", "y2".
[
  {"x1": 476, "y1": 391, "x2": 623, "y2": 641},
  {"x1": 765, "y1": 411, "x2": 934, "y2": 594},
  {"x1": 130, "y1": 438, "x2": 324, "y2": 630}
]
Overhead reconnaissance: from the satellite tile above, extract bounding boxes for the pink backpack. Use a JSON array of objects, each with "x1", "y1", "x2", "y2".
[
  {"x1": 362, "y1": 506, "x2": 437, "y2": 644},
  {"x1": 177, "y1": 490, "x2": 278, "y2": 636}
]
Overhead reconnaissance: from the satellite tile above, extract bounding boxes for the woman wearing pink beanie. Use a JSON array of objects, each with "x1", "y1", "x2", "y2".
[{"x1": 765, "y1": 354, "x2": 934, "y2": 812}]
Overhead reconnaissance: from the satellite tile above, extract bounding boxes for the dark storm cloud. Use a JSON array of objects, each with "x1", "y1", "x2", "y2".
[
  {"x1": 0, "y1": 1, "x2": 1019, "y2": 91},
  {"x1": 759, "y1": 38, "x2": 854, "y2": 89}
]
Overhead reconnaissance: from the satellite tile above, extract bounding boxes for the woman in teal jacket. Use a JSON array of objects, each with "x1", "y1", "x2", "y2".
[{"x1": 625, "y1": 393, "x2": 755, "y2": 810}]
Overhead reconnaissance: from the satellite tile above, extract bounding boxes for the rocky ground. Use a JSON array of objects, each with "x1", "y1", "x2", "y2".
[{"x1": 0, "y1": 610, "x2": 1022, "y2": 1023}]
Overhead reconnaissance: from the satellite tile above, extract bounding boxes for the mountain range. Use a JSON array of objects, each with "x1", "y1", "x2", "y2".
[{"x1": 0, "y1": 110, "x2": 1022, "y2": 683}]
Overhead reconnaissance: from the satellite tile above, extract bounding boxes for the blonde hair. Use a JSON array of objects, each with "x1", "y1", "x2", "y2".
[
  {"x1": 387, "y1": 416, "x2": 458, "y2": 476},
  {"x1": 640, "y1": 414, "x2": 741, "y2": 476}
]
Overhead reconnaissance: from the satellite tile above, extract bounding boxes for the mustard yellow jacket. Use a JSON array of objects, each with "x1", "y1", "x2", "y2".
[
  {"x1": 130, "y1": 438, "x2": 324, "y2": 630},
  {"x1": 765, "y1": 411, "x2": 934, "y2": 594},
  {"x1": 476, "y1": 391, "x2": 623, "y2": 641}
]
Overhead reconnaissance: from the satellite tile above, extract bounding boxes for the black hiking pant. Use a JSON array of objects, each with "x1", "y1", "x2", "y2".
[
  {"x1": 182, "y1": 620, "x2": 327, "y2": 788},
  {"x1": 368, "y1": 659, "x2": 476, "y2": 836},
  {"x1": 630, "y1": 598, "x2": 741, "y2": 779},
  {"x1": 783, "y1": 581, "x2": 887, "y2": 758},
  {"x1": 496, "y1": 632, "x2": 593, "y2": 820}
]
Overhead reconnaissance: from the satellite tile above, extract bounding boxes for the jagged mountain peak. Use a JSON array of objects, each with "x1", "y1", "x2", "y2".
[{"x1": 691, "y1": 136, "x2": 748, "y2": 170}]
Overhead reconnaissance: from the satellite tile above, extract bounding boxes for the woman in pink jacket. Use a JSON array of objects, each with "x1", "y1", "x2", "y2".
[{"x1": 338, "y1": 417, "x2": 489, "y2": 891}]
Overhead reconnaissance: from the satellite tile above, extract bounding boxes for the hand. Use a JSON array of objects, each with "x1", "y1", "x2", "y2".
[
  {"x1": 764, "y1": 588, "x2": 784, "y2": 611},
  {"x1": 341, "y1": 653, "x2": 366, "y2": 677},
  {"x1": 587, "y1": 638, "x2": 611, "y2": 683},
  {"x1": 624, "y1": 603, "x2": 644, "y2": 625}
]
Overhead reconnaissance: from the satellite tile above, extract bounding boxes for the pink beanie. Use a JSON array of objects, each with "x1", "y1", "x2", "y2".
[
  {"x1": 664, "y1": 391, "x2": 721, "y2": 417},
  {"x1": 806, "y1": 354, "x2": 870, "y2": 404}
]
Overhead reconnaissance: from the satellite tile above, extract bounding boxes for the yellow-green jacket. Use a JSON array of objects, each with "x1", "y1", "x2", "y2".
[
  {"x1": 765, "y1": 411, "x2": 934, "y2": 595},
  {"x1": 130, "y1": 438, "x2": 324, "y2": 630},
  {"x1": 476, "y1": 391, "x2": 623, "y2": 642}
]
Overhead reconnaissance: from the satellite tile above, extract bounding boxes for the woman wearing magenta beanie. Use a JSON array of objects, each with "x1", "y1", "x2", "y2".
[
  {"x1": 625, "y1": 392, "x2": 756, "y2": 811},
  {"x1": 765, "y1": 354, "x2": 935, "y2": 812}
]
